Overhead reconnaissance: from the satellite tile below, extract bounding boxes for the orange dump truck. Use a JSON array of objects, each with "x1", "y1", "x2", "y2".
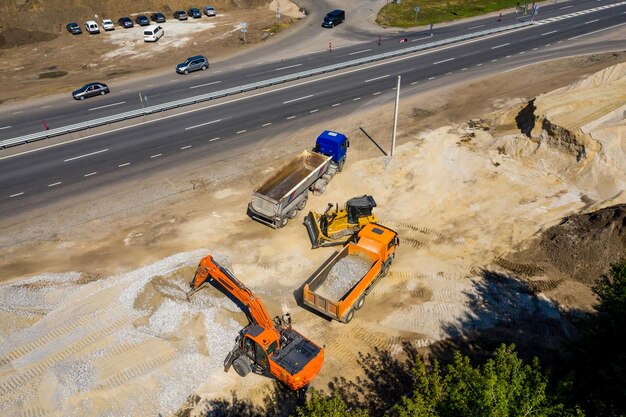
[{"x1": 303, "y1": 223, "x2": 399, "y2": 323}]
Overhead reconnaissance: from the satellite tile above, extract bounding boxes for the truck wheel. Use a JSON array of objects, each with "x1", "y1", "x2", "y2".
[
  {"x1": 344, "y1": 309, "x2": 355, "y2": 323},
  {"x1": 279, "y1": 217, "x2": 289, "y2": 228},
  {"x1": 355, "y1": 295, "x2": 365, "y2": 310},
  {"x1": 288, "y1": 208, "x2": 298, "y2": 219},
  {"x1": 337, "y1": 159, "x2": 345, "y2": 172},
  {"x1": 381, "y1": 263, "x2": 390, "y2": 277},
  {"x1": 297, "y1": 198, "x2": 307, "y2": 210},
  {"x1": 232, "y1": 356, "x2": 251, "y2": 377}
]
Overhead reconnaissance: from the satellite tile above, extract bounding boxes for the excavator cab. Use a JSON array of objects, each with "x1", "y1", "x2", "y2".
[{"x1": 303, "y1": 195, "x2": 377, "y2": 248}]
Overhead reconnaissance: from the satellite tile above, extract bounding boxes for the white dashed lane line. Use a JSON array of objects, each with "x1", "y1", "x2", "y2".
[
  {"x1": 209, "y1": 137, "x2": 220, "y2": 142},
  {"x1": 150, "y1": 154, "x2": 162, "y2": 158},
  {"x1": 118, "y1": 163, "x2": 130, "y2": 167},
  {"x1": 542, "y1": 30, "x2": 558, "y2": 35},
  {"x1": 433, "y1": 58, "x2": 454, "y2": 65},
  {"x1": 0, "y1": 126, "x2": 12, "y2": 130},
  {"x1": 468, "y1": 24, "x2": 485, "y2": 29},
  {"x1": 41, "y1": 105, "x2": 52, "y2": 109},
  {"x1": 310, "y1": 109, "x2": 319, "y2": 113},
  {"x1": 275, "y1": 63, "x2": 302, "y2": 71},
  {"x1": 262, "y1": 123, "x2": 272, "y2": 127},
  {"x1": 428, "y1": 76, "x2": 436, "y2": 80},
  {"x1": 559, "y1": 5, "x2": 573, "y2": 9},
  {"x1": 491, "y1": 43, "x2": 510, "y2": 49},
  {"x1": 585, "y1": 19, "x2": 599, "y2": 24},
  {"x1": 286, "y1": 116, "x2": 296, "y2": 120},
  {"x1": 64, "y1": 148, "x2": 108, "y2": 162},
  {"x1": 180, "y1": 145, "x2": 192, "y2": 150},
  {"x1": 461, "y1": 67, "x2": 468, "y2": 71},
  {"x1": 236, "y1": 130, "x2": 247, "y2": 134},
  {"x1": 364, "y1": 74, "x2": 390, "y2": 83},
  {"x1": 283, "y1": 94, "x2": 314, "y2": 104},
  {"x1": 373, "y1": 91, "x2": 382, "y2": 95},
  {"x1": 189, "y1": 81, "x2": 222, "y2": 89},
  {"x1": 84, "y1": 172, "x2": 98, "y2": 177},
  {"x1": 410, "y1": 82, "x2": 418, "y2": 85},
  {"x1": 48, "y1": 182, "x2": 62, "y2": 187},
  {"x1": 9, "y1": 192, "x2": 24, "y2": 198},
  {"x1": 353, "y1": 97, "x2": 361, "y2": 101},
  {"x1": 88, "y1": 101, "x2": 126, "y2": 111},
  {"x1": 348, "y1": 49, "x2": 372, "y2": 55},
  {"x1": 185, "y1": 119, "x2": 222, "y2": 130},
  {"x1": 332, "y1": 103, "x2": 342, "y2": 106},
  {"x1": 12, "y1": 111, "x2": 22, "y2": 115}
]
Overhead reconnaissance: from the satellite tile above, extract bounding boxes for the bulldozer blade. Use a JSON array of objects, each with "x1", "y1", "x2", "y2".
[{"x1": 303, "y1": 211, "x2": 326, "y2": 249}]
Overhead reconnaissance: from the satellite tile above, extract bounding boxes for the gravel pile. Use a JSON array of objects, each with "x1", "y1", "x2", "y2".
[{"x1": 316, "y1": 255, "x2": 372, "y2": 300}]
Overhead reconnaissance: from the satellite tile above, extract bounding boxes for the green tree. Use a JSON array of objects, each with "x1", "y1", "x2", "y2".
[
  {"x1": 295, "y1": 389, "x2": 368, "y2": 417},
  {"x1": 570, "y1": 260, "x2": 626, "y2": 417}
]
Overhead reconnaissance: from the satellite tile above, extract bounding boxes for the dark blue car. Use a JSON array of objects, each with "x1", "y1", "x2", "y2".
[
  {"x1": 135, "y1": 15, "x2": 150, "y2": 26},
  {"x1": 66, "y1": 22, "x2": 82, "y2": 34},
  {"x1": 118, "y1": 16, "x2": 134, "y2": 28},
  {"x1": 188, "y1": 8, "x2": 202, "y2": 18}
]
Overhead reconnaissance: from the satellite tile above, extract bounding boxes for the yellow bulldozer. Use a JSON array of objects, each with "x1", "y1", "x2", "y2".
[{"x1": 303, "y1": 195, "x2": 377, "y2": 248}]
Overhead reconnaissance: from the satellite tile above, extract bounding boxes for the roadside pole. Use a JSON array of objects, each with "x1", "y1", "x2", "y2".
[
  {"x1": 139, "y1": 92, "x2": 144, "y2": 109},
  {"x1": 391, "y1": 75, "x2": 401, "y2": 156}
]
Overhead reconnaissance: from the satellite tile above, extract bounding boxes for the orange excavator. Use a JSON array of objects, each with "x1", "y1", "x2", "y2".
[{"x1": 186, "y1": 255, "x2": 324, "y2": 391}]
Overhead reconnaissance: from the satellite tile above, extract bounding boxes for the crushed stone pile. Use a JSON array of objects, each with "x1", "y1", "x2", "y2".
[{"x1": 316, "y1": 255, "x2": 371, "y2": 300}]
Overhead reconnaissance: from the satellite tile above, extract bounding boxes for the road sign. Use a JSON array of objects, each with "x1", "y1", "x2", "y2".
[
  {"x1": 240, "y1": 22, "x2": 248, "y2": 32},
  {"x1": 415, "y1": 6, "x2": 420, "y2": 13}
]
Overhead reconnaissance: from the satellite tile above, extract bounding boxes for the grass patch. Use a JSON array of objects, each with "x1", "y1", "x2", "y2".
[
  {"x1": 38, "y1": 70, "x2": 68, "y2": 79},
  {"x1": 377, "y1": 0, "x2": 519, "y2": 28}
]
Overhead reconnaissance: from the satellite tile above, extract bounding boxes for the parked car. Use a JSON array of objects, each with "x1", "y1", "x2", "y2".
[
  {"x1": 72, "y1": 82, "x2": 110, "y2": 100},
  {"x1": 188, "y1": 7, "x2": 202, "y2": 18},
  {"x1": 102, "y1": 19, "x2": 115, "y2": 31},
  {"x1": 203, "y1": 6, "x2": 216, "y2": 16},
  {"x1": 151, "y1": 12, "x2": 166, "y2": 23},
  {"x1": 144, "y1": 25, "x2": 164, "y2": 42},
  {"x1": 176, "y1": 55, "x2": 209, "y2": 74},
  {"x1": 66, "y1": 22, "x2": 82, "y2": 34},
  {"x1": 85, "y1": 20, "x2": 100, "y2": 34},
  {"x1": 322, "y1": 9, "x2": 345, "y2": 28},
  {"x1": 118, "y1": 16, "x2": 134, "y2": 28},
  {"x1": 173, "y1": 10, "x2": 188, "y2": 20},
  {"x1": 135, "y1": 15, "x2": 150, "y2": 26}
]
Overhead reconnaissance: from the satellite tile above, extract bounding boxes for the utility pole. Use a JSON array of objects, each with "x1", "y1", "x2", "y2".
[{"x1": 391, "y1": 75, "x2": 401, "y2": 156}]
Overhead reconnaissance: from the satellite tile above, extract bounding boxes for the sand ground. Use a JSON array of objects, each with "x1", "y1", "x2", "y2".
[{"x1": 1, "y1": 35, "x2": 626, "y2": 417}]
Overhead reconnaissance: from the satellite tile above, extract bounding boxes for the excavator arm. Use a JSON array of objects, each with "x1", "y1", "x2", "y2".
[{"x1": 186, "y1": 255, "x2": 276, "y2": 330}]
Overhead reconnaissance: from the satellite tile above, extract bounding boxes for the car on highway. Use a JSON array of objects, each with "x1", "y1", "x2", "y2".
[
  {"x1": 174, "y1": 10, "x2": 188, "y2": 20},
  {"x1": 204, "y1": 6, "x2": 216, "y2": 16},
  {"x1": 118, "y1": 16, "x2": 134, "y2": 28},
  {"x1": 151, "y1": 12, "x2": 166, "y2": 23},
  {"x1": 72, "y1": 82, "x2": 110, "y2": 100},
  {"x1": 176, "y1": 55, "x2": 209, "y2": 74},
  {"x1": 66, "y1": 22, "x2": 82, "y2": 34},
  {"x1": 188, "y1": 7, "x2": 202, "y2": 18},
  {"x1": 144, "y1": 25, "x2": 164, "y2": 42},
  {"x1": 135, "y1": 15, "x2": 150, "y2": 26},
  {"x1": 102, "y1": 19, "x2": 115, "y2": 31}
]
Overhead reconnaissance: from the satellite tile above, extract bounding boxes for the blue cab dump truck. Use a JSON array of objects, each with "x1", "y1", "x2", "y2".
[{"x1": 248, "y1": 130, "x2": 349, "y2": 228}]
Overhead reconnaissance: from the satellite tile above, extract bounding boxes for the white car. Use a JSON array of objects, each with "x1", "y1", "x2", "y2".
[
  {"x1": 204, "y1": 6, "x2": 216, "y2": 16},
  {"x1": 84, "y1": 20, "x2": 100, "y2": 34},
  {"x1": 102, "y1": 19, "x2": 115, "y2": 31},
  {"x1": 143, "y1": 25, "x2": 164, "y2": 42}
]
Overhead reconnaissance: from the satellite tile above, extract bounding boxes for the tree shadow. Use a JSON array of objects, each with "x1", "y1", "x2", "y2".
[{"x1": 201, "y1": 382, "x2": 301, "y2": 417}]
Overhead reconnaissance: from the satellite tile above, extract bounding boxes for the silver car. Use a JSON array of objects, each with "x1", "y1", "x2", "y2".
[
  {"x1": 176, "y1": 56, "x2": 209, "y2": 75},
  {"x1": 72, "y1": 82, "x2": 110, "y2": 100}
]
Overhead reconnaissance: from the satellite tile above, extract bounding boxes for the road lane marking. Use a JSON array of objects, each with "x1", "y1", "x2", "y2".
[
  {"x1": 180, "y1": 145, "x2": 192, "y2": 149},
  {"x1": 150, "y1": 154, "x2": 162, "y2": 158},
  {"x1": 476, "y1": 63, "x2": 483, "y2": 66},
  {"x1": 353, "y1": 97, "x2": 361, "y2": 101},
  {"x1": 262, "y1": 122, "x2": 272, "y2": 127},
  {"x1": 332, "y1": 103, "x2": 342, "y2": 106},
  {"x1": 445, "y1": 72, "x2": 452, "y2": 75},
  {"x1": 48, "y1": 182, "x2": 62, "y2": 187},
  {"x1": 236, "y1": 130, "x2": 247, "y2": 134},
  {"x1": 468, "y1": 24, "x2": 485, "y2": 29},
  {"x1": 519, "y1": 51, "x2": 526, "y2": 54},
  {"x1": 410, "y1": 35, "x2": 434, "y2": 42},
  {"x1": 275, "y1": 63, "x2": 302, "y2": 71},
  {"x1": 310, "y1": 109, "x2": 319, "y2": 113},
  {"x1": 461, "y1": 67, "x2": 468, "y2": 71},
  {"x1": 542, "y1": 30, "x2": 558, "y2": 35},
  {"x1": 209, "y1": 137, "x2": 220, "y2": 141},
  {"x1": 84, "y1": 172, "x2": 98, "y2": 177},
  {"x1": 12, "y1": 111, "x2": 22, "y2": 114},
  {"x1": 433, "y1": 58, "x2": 454, "y2": 65},
  {"x1": 88, "y1": 101, "x2": 126, "y2": 111},
  {"x1": 9, "y1": 192, "x2": 24, "y2": 198},
  {"x1": 286, "y1": 116, "x2": 296, "y2": 119},
  {"x1": 349, "y1": 48, "x2": 372, "y2": 55},
  {"x1": 189, "y1": 81, "x2": 222, "y2": 89},
  {"x1": 185, "y1": 119, "x2": 222, "y2": 130},
  {"x1": 428, "y1": 76, "x2": 436, "y2": 80},
  {"x1": 559, "y1": 5, "x2": 573, "y2": 9},
  {"x1": 120, "y1": 89, "x2": 130, "y2": 92},
  {"x1": 491, "y1": 43, "x2": 510, "y2": 49},
  {"x1": 365, "y1": 74, "x2": 390, "y2": 83},
  {"x1": 64, "y1": 148, "x2": 108, "y2": 162},
  {"x1": 283, "y1": 94, "x2": 314, "y2": 104},
  {"x1": 146, "y1": 84, "x2": 154, "y2": 87},
  {"x1": 0, "y1": 126, "x2": 12, "y2": 130},
  {"x1": 118, "y1": 163, "x2": 130, "y2": 167},
  {"x1": 410, "y1": 81, "x2": 418, "y2": 85},
  {"x1": 491, "y1": 59, "x2": 498, "y2": 62},
  {"x1": 568, "y1": 22, "x2": 626, "y2": 39},
  {"x1": 532, "y1": 47, "x2": 538, "y2": 50},
  {"x1": 585, "y1": 19, "x2": 599, "y2": 24},
  {"x1": 41, "y1": 105, "x2": 52, "y2": 109},
  {"x1": 373, "y1": 91, "x2": 382, "y2": 95}
]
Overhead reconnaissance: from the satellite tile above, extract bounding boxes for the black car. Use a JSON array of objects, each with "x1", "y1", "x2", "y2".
[
  {"x1": 72, "y1": 82, "x2": 110, "y2": 100},
  {"x1": 188, "y1": 8, "x2": 202, "y2": 18},
  {"x1": 173, "y1": 10, "x2": 188, "y2": 20},
  {"x1": 66, "y1": 22, "x2": 82, "y2": 34},
  {"x1": 135, "y1": 15, "x2": 150, "y2": 26},
  {"x1": 151, "y1": 12, "x2": 166, "y2": 23},
  {"x1": 118, "y1": 16, "x2": 134, "y2": 28}
]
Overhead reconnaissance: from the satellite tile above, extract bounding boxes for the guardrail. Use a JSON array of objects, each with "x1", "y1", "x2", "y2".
[{"x1": 0, "y1": 20, "x2": 533, "y2": 150}]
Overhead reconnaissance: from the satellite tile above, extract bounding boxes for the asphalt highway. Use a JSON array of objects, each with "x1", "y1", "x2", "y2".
[
  {"x1": 1, "y1": 0, "x2": 626, "y2": 218},
  {"x1": 0, "y1": 0, "x2": 622, "y2": 140}
]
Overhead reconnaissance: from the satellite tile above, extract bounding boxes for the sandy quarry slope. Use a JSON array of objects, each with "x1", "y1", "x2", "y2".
[{"x1": 1, "y1": 57, "x2": 626, "y2": 416}]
